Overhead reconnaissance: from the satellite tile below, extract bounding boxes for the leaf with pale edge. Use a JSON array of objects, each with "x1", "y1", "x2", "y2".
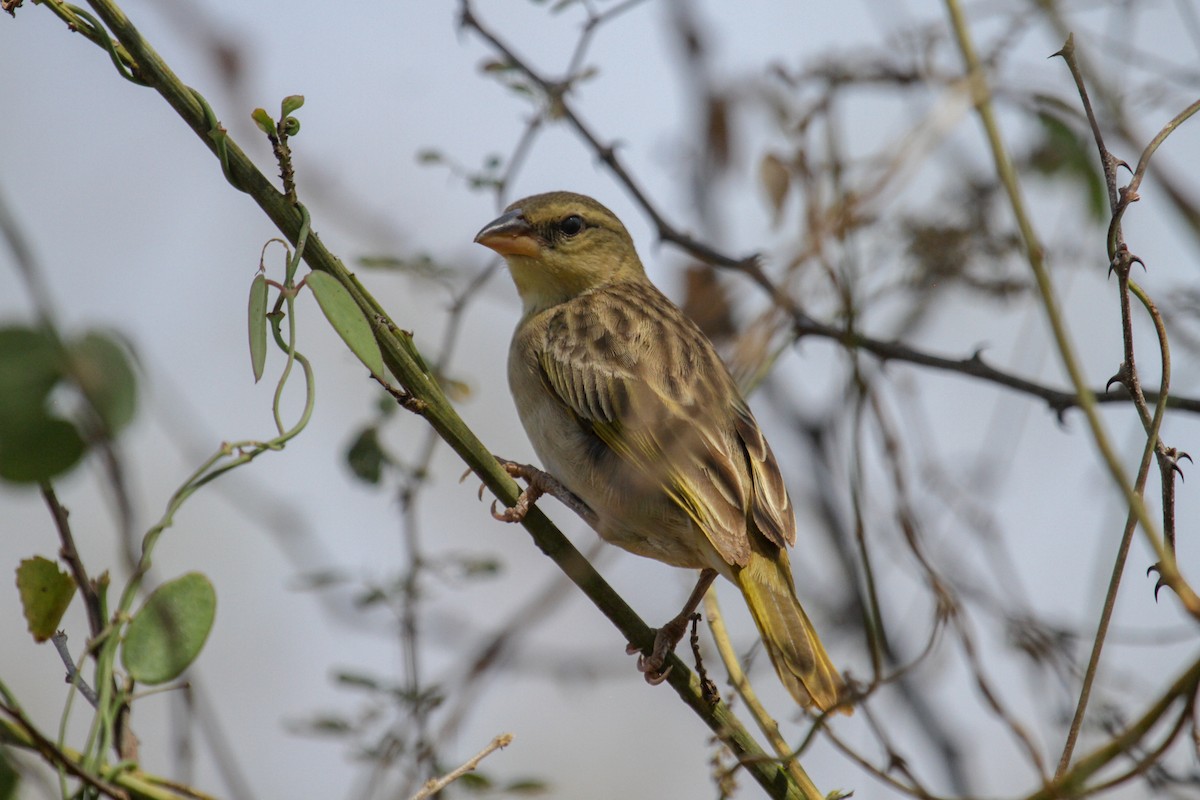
[
  {"x1": 248, "y1": 273, "x2": 269, "y2": 382},
  {"x1": 306, "y1": 270, "x2": 385, "y2": 376},
  {"x1": 16, "y1": 556, "x2": 76, "y2": 642}
]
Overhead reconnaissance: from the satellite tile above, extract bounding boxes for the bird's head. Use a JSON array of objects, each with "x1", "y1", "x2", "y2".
[{"x1": 474, "y1": 192, "x2": 647, "y2": 315}]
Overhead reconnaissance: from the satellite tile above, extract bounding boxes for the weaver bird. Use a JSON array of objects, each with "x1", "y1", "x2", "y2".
[{"x1": 474, "y1": 191, "x2": 848, "y2": 713}]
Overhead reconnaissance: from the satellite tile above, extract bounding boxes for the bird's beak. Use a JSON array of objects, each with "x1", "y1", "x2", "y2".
[{"x1": 473, "y1": 208, "x2": 541, "y2": 258}]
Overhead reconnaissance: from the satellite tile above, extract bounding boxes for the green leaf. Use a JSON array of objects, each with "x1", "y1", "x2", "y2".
[
  {"x1": 1031, "y1": 112, "x2": 1106, "y2": 222},
  {"x1": 251, "y1": 108, "x2": 276, "y2": 135},
  {"x1": 280, "y1": 95, "x2": 305, "y2": 117},
  {"x1": 282, "y1": 117, "x2": 301, "y2": 137},
  {"x1": 0, "y1": 417, "x2": 86, "y2": 484},
  {"x1": 300, "y1": 714, "x2": 353, "y2": 736},
  {"x1": 16, "y1": 557, "x2": 76, "y2": 642},
  {"x1": 305, "y1": 270, "x2": 385, "y2": 376},
  {"x1": 0, "y1": 326, "x2": 90, "y2": 483},
  {"x1": 346, "y1": 425, "x2": 386, "y2": 485},
  {"x1": 504, "y1": 778, "x2": 549, "y2": 795},
  {"x1": 68, "y1": 331, "x2": 138, "y2": 435},
  {"x1": 248, "y1": 273, "x2": 269, "y2": 382},
  {"x1": 121, "y1": 572, "x2": 216, "y2": 685},
  {"x1": 0, "y1": 326, "x2": 62, "y2": 424},
  {"x1": 335, "y1": 670, "x2": 382, "y2": 691},
  {"x1": 458, "y1": 772, "x2": 492, "y2": 791},
  {"x1": 0, "y1": 746, "x2": 18, "y2": 800}
]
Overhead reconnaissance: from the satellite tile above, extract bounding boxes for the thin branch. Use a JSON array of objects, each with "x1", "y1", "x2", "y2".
[
  {"x1": 63, "y1": 3, "x2": 805, "y2": 796},
  {"x1": 1056, "y1": 284, "x2": 1173, "y2": 777},
  {"x1": 42, "y1": 484, "x2": 105, "y2": 637},
  {"x1": 0, "y1": 704, "x2": 129, "y2": 800},
  {"x1": 458, "y1": 0, "x2": 1200, "y2": 419},
  {"x1": 942, "y1": 0, "x2": 1199, "y2": 617},
  {"x1": 1026, "y1": 655, "x2": 1200, "y2": 800},
  {"x1": 50, "y1": 633, "x2": 99, "y2": 708},
  {"x1": 1052, "y1": 33, "x2": 1193, "y2": 776},
  {"x1": 407, "y1": 733, "x2": 513, "y2": 800},
  {"x1": 703, "y1": 590, "x2": 823, "y2": 799}
]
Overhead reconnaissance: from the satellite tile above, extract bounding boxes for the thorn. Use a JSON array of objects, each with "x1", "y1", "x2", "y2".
[
  {"x1": 1050, "y1": 33, "x2": 1074, "y2": 59},
  {"x1": 1116, "y1": 158, "x2": 1132, "y2": 174},
  {"x1": 1129, "y1": 254, "x2": 1146, "y2": 273},
  {"x1": 1105, "y1": 366, "x2": 1127, "y2": 393},
  {"x1": 1147, "y1": 563, "x2": 1166, "y2": 601},
  {"x1": 1167, "y1": 448, "x2": 1190, "y2": 481}
]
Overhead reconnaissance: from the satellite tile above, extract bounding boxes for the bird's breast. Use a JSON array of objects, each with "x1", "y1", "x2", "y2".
[{"x1": 506, "y1": 321, "x2": 721, "y2": 571}]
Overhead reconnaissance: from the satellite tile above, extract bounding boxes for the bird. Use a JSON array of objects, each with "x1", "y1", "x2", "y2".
[{"x1": 474, "y1": 191, "x2": 849, "y2": 713}]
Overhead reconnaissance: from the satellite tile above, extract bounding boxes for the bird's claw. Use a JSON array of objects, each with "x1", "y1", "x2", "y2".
[
  {"x1": 625, "y1": 640, "x2": 674, "y2": 684},
  {"x1": 487, "y1": 457, "x2": 547, "y2": 524},
  {"x1": 626, "y1": 616, "x2": 692, "y2": 686},
  {"x1": 642, "y1": 662, "x2": 673, "y2": 685},
  {"x1": 490, "y1": 497, "x2": 530, "y2": 523}
]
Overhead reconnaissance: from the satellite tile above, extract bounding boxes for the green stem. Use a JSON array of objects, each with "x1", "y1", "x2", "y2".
[
  {"x1": 41, "y1": 1, "x2": 804, "y2": 796},
  {"x1": 941, "y1": 0, "x2": 1199, "y2": 617}
]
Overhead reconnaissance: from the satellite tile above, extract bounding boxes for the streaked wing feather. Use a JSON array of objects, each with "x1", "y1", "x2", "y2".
[
  {"x1": 733, "y1": 402, "x2": 796, "y2": 549},
  {"x1": 535, "y1": 282, "x2": 790, "y2": 568}
]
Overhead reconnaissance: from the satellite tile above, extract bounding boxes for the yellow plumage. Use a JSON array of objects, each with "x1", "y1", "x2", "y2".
[{"x1": 475, "y1": 191, "x2": 849, "y2": 713}]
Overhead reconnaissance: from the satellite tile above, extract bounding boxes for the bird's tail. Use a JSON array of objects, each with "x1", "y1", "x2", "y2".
[{"x1": 736, "y1": 548, "x2": 850, "y2": 714}]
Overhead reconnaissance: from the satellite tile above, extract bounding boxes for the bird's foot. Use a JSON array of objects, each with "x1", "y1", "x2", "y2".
[
  {"x1": 625, "y1": 613, "x2": 692, "y2": 685},
  {"x1": 489, "y1": 459, "x2": 547, "y2": 523},
  {"x1": 487, "y1": 457, "x2": 597, "y2": 526}
]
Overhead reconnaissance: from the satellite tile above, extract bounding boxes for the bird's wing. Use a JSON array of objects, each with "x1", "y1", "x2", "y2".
[{"x1": 537, "y1": 282, "x2": 795, "y2": 567}]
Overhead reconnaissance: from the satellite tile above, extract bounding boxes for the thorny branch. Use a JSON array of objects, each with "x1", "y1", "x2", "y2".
[
  {"x1": 456, "y1": 0, "x2": 1200, "y2": 420},
  {"x1": 1050, "y1": 34, "x2": 1198, "y2": 779},
  {"x1": 460, "y1": 1, "x2": 1200, "y2": 797},
  {"x1": 9, "y1": 1, "x2": 1200, "y2": 799}
]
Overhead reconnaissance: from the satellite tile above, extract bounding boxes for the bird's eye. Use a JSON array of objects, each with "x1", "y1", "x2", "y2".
[{"x1": 558, "y1": 215, "x2": 585, "y2": 237}]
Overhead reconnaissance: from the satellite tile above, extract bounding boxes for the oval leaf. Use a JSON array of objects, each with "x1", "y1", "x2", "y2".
[
  {"x1": 16, "y1": 557, "x2": 76, "y2": 642},
  {"x1": 305, "y1": 271, "x2": 385, "y2": 376},
  {"x1": 248, "y1": 273, "x2": 269, "y2": 382},
  {"x1": 280, "y1": 94, "x2": 305, "y2": 117},
  {"x1": 121, "y1": 572, "x2": 216, "y2": 685},
  {"x1": 0, "y1": 746, "x2": 18, "y2": 800},
  {"x1": 346, "y1": 425, "x2": 385, "y2": 485},
  {"x1": 69, "y1": 331, "x2": 138, "y2": 435},
  {"x1": 251, "y1": 108, "x2": 276, "y2": 135},
  {"x1": 0, "y1": 417, "x2": 86, "y2": 484},
  {"x1": 0, "y1": 326, "x2": 62, "y2": 423},
  {"x1": 0, "y1": 327, "x2": 88, "y2": 483}
]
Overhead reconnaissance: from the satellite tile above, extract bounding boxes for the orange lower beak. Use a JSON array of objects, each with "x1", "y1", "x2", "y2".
[{"x1": 473, "y1": 208, "x2": 541, "y2": 257}]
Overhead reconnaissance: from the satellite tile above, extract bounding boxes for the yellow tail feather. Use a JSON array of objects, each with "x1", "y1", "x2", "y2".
[{"x1": 736, "y1": 549, "x2": 850, "y2": 714}]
